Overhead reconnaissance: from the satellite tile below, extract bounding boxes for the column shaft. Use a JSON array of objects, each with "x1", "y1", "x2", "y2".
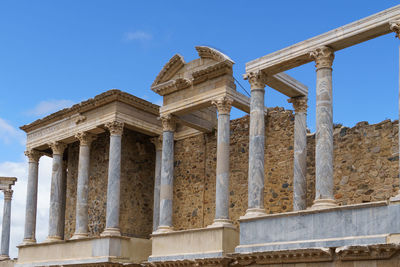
[
  {"x1": 0, "y1": 190, "x2": 12, "y2": 259},
  {"x1": 151, "y1": 137, "x2": 162, "y2": 232},
  {"x1": 22, "y1": 150, "x2": 41, "y2": 244}
]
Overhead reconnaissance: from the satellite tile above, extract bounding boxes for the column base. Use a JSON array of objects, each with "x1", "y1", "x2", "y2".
[
  {"x1": 44, "y1": 235, "x2": 62, "y2": 243},
  {"x1": 70, "y1": 232, "x2": 89, "y2": 240},
  {"x1": 208, "y1": 219, "x2": 235, "y2": 229},
  {"x1": 154, "y1": 225, "x2": 174, "y2": 234},
  {"x1": 21, "y1": 238, "x2": 36, "y2": 245},
  {"x1": 240, "y1": 208, "x2": 266, "y2": 219},
  {"x1": 311, "y1": 199, "x2": 337, "y2": 210},
  {"x1": 390, "y1": 192, "x2": 400, "y2": 202},
  {"x1": 100, "y1": 227, "x2": 121, "y2": 237},
  {"x1": 0, "y1": 255, "x2": 9, "y2": 261}
]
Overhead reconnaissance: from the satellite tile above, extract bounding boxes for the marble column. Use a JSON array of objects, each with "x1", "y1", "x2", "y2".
[
  {"x1": 309, "y1": 46, "x2": 337, "y2": 209},
  {"x1": 243, "y1": 71, "x2": 267, "y2": 218},
  {"x1": 60, "y1": 160, "x2": 67, "y2": 240},
  {"x1": 150, "y1": 136, "x2": 162, "y2": 232},
  {"x1": 22, "y1": 150, "x2": 42, "y2": 245},
  {"x1": 0, "y1": 190, "x2": 13, "y2": 260},
  {"x1": 101, "y1": 121, "x2": 124, "y2": 236},
  {"x1": 46, "y1": 141, "x2": 67, "y2": 242},
  {"x1": 156, "y1": 114, "x2": 176, "y2": 233},
  {"x1": 288, "y1": 96, "x2": 308, "y2": 211},
  {"x1": 210, "y1": 96, "x2": 234, "y2": 227},
  {"x1": 72, "y1": 132, "x2": 96, "y2": 239}
]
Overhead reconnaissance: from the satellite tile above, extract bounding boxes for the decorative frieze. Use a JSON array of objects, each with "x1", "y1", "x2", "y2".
[
  {"x1": 160, "y1": 114, "x2": 176, "y2": 132},
  {"x1": 105, "y1": 121, "x2": 124, "y2": 136},
  {"x1": 309, "y1": 46, "x2": 334, "y2": 69},
  {"x1": 48, "y1": 141, "x2": 67, "y2": 155},
  {"x1": 335, "y1": 244, "x2": 400, "y2": 261},
  {"x1": 75, "y1": 132, "x2": 97, "y2": 146},
  {"x1": 24, "y1": 149, "x2": 43, "y2": 163},
  {"x1": 212, "y1": 97, "x2": 233, "y2": 115},
  {"x1": 243, "y1": 71, "x2": 267, "y2": 90}
]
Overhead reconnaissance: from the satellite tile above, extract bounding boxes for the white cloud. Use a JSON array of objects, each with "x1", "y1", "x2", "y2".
[
  {"x1": 0, "y1": 156, "x2": 52, "y2": 259},
  {"x1": 124, "y1": 30, "x2": 153, "y2": 41},
  {"x1": 26, "y1": 100, "x2": 75, "y2": 117},
  {"x1": 0, "y1": 118, "x2": 25, "y2": 145}
]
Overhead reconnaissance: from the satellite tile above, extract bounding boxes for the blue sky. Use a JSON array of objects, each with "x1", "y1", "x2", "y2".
[{"x1": 0, "y1": 0, "x2": 399, "y2": 258}]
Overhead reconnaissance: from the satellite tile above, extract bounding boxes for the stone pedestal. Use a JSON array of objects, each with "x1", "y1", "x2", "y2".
[
  {"x1": 46, "y1": 141, "x2": 67, "y2": 242},
  {"x1": 151, "y1": 136, "x2": 163, "y2": 232},
  {"x1": 72, "y1": 132, "x2": 96, "y2": 239},
  {"x1": 157, "y1": 115, "x2": 176, "y2": 233},
  {"x1": 309, "y1": 46, "x2": 337, "y2": 209},
  {"x1": 288, "y1": 97, "x2": 308, "y2": 211},
  {"x1": 0, "y1": 190, "x2": 12, "y2": 260},
  {"x1": 22, "y1": 150, "x2": 42, "y2": 245},
  {"x1": 243, "y1": 72, "x2": 267, "y2": 218},
  {"x1": 210, "y1": 97, "x2": 234, "y2": 227},
  {"x1": 102, "y1": 121, "x2": 124, "y2": 237}
]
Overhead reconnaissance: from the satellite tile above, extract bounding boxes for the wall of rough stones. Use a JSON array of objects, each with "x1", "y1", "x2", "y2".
[{"x1": 64, "y1": 129, "x2": 155, "y2": 239}]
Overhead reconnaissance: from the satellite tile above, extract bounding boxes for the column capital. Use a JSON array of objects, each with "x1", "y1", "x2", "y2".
[
  {"x1": 309, "y1": 46, "x2": 334, "y2": 69},
  {"x1": 243, "y1": 71, "x2": 267, "y2": 90},
  {"x1": 212, "y1": 96, "x2": 233, "y2": 115},
  {"x1": 288, "y1": 96, "x2": 308, "y2": 113},
  {"x1": 75, "y1": 132, "x2": 97, "y2": 146},
  {"x1": 160, "y1": 114, "x2": 176, "y2": 132},
  {"x1": 49, "y1": 141, "x2": 67, "y2": 155},
  {"x1": 105, "y1": 121, "x2": 124, "y2": 136},
  {"x1": 150, "y1": 136, "x2": 163, "y2": 151},
  {"x1": 3, "y1": 189, "x2": 12, "y2": 201},
  {"x1": 24, "y1": 149, "x2": 43, "y2": 163},
  {"x1": 390, "y1": 20, "x2": 400, "y2": 39}
]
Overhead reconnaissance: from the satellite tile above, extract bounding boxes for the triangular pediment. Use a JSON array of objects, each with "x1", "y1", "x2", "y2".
[{"x1": 152, "y1": 54, "x2": 185, "y2": 87}]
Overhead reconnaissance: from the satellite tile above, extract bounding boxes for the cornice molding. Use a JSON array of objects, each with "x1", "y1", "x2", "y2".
[{"x1": 152, "y1": 54, "x2": 185, "y2": 88}]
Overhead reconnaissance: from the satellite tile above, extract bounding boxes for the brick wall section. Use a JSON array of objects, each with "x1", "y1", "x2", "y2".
[{"x1": 64, "y1": 129, "x2": 155, "y2": 239}]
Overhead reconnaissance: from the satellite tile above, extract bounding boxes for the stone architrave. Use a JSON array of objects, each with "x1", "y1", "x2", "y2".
[
  {"x1": 150, "y1": 136, "x2": 163, "y2": 232},
  {"x1": 46, "y1": 141, "x2": 67, "y2": 242},
  {"x1": 0, "y1": 190, "x2": 13, "y2": 260},
  {"x1": 22, "y1": 150, "x2": 43, "y2": 245},
  {"x1": 101, "y1": 121, "x2": 124, "y2": 236},
  {"x1": 72, "y1": 132, "x2": 97, "y2": 239},
  {"x1": 242, "y1": 71, "x2": 267, "y2": 218},
  {"x1": 309, "y1": 46, "x2": 337, "y2": 209},
  {"x1": 210, "y1": 96, "x2": 234, "y2": 227},
  {"x1": 156, "y1": 114, "x2": 176, "y2": 233},
  {"x1": 288, "y1": 96, "x2": 308, "y2": 211}
]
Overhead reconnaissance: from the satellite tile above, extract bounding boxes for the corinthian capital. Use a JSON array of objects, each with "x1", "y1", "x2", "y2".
[
  {"x1": 49, "y1": 141, "x2": 67, "y2": 155},
  {"x1": 105, "y1": 121, "x2": 124, "y2": 136},
  {"x1": 160, "y1": 114, "x2": 176, "y2": 132},
  {"x1": 24, "y1": 149, "x2": 43, "y2": 163},
  {"x1": 309, "y1": 46, "x2": 334, "y2": 69},
  {"x1": 212, "y1": 96, "x2": 233, "y2": 115},
  {"x1": 3, "y1": 189, "x2": 13, "y2": 201},
  {"x1": 150, "y1": 136, "x2": 163, "y2": 151},
  {"x1": 288, "y1": 96, "x2": 308, "y2": 113},
  {"x1": 75, "y1": 132, "x2": 97, "y2": 146},
  {"x1": 390, "y1": 20, "x2": 400, "y2": 39},
  {"x1": 243, "y1": 71, "x2": 267, "y2": 90}
]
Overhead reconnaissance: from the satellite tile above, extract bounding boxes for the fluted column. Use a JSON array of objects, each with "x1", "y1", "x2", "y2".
[
  {"x1": 22, "y1": 150, "x2": 42, "y2": 245},
  {"x1": 72, "y1": 132, "x2": 96, "y2": 239},
  {"x1": 389, "y1": 21, "x2": 400, "y2": 201},
  {"x1": 288, "y1": 96, "x2": 308, "y2": 210},
  {"x1": 156, "y1": 114, "x2": 176, "y2": 233},
  {"x1": 46, "y1": 141, "x2": 67, "y2": 242},
  {"x1": 309, "y1": 46, "x2": 337, "y2": 209},
  {"x1": 243, "y1": 71, "x2": 267, "y2": 218},
  {"x1": 0, "y1": 190, "x2": 13, "y2": 260},
  {"x1": 210, "y1": 96, "x2": 234, "y2": 227},
  {"x1": 101, "y1": 121, "x2": 124, "y2": 236},
  {"x1": 150, "y1": 136, "x2": 162, "y2": 232}
]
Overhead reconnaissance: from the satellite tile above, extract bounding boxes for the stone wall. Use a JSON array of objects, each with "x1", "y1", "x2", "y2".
[{"x1": 64, "y1": 129, "x2": 155, "y2": 239}]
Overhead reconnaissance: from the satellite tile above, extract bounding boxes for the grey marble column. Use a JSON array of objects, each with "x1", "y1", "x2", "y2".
[
  {"x1": 288, "y1": 97, "x2": 308, "y2": 211},
  {"x1": 22, "y1": 150, "x2": 42, "y2": 245},
  {"x1": 243, "y1": 71, "x2": 267, "y2": 218},
  {"x1": 60, "y1": 160, "x2": 67, "y2": 240},
  {"x1": 101, "y1": 121, "x2": 124, "y2": 236},
  {"x1": 151, "y1": 136, "x2": 162, "y2": 232},
  {"x1": 0, "y1": 190, "x2": 13, "y2": 260},
  {"x1": 157, "y1": 115, "x2": 176, "y2": 233},
  {"x1": 46, "y1": 141, "x2": 67, "y2": 242},
  {"x1": 210, "y1": 96, "x2": 234, "y2": 227},
  {"x1": 72, "y1": 132, "x2": 96, "y2": 239},
  {"x1": 309, "y1": 46, "x2": 337, "y2": 209}
]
